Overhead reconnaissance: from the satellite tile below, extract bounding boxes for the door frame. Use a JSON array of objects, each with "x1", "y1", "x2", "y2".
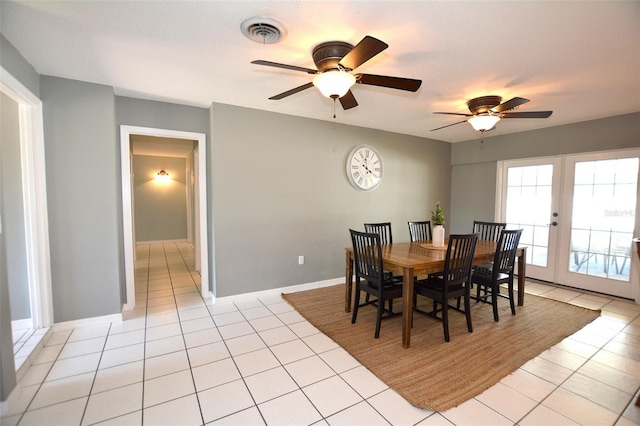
[
  {"x1": 0, "y1": 66, "x2": 54, "y2": 327},
  {"x1": 120, "y1": 125, "x2": 210, "y2": 310},
  {"x1": 496, "y1": 156, "x2": 563, "y2": 282}
]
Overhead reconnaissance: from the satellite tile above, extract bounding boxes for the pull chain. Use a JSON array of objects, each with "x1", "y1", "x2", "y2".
[{"x1": 332, "y1": 97, "x2": 336, "y2": 119}]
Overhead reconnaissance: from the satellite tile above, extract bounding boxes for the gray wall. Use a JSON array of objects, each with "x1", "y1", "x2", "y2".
[
  {"x1": 210, "y1": 103, "x2": 451, "y2": 297},
  {"x1": 1, "y1": 93, "x2": 30, "y2": 320},
  {"x1": 133, "y1": 155, "x2": 188, "y2": 241},
  {"x1": 41, "y1": 76, "x2": 122, "y2": 322},
  {"x1": 0, "y1": 34, "x2": 39, "y2": 97},
  {"x1": 449, "y1": 113, "x2": 640, "y2": 233}
]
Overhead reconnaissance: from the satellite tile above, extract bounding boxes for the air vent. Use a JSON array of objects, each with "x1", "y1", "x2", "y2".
[{"x1": 241, "y1": 17, "x2": 287, "y2": 44}]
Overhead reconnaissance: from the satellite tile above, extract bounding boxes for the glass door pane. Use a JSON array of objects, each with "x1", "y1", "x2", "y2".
[
  {"x1": 501, "y1": 158, "x2": 561, "y2": 282},
  {"x1": 561, "y1": 157, "x2": 638, "y2": 292}
]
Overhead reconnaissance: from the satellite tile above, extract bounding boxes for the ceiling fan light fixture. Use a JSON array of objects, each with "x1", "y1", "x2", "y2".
[
  {"x1": 313, "y1": 70, "x2": 356, "y2": 98},
  {"x1": 468, "y1": 114, "x2": 500, "y2": 132}
]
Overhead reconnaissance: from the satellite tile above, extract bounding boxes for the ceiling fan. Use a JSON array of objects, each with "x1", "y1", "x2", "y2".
[
  {"x1": 251, "y1": 35, "x2": 422, "y2": 114},
  {"x1": 431, "y1": 96, "x2": 553, "y2": 132}
]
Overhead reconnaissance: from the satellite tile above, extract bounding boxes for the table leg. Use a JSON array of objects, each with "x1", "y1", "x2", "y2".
[
  {"x1": 345, "y1": 251, "x2": 353, "y2": 313},
  {"x1": 517, "y1": 250, "x2": 526, "y2": 306},
  {"x1": 402, "y1": 267, "x2": 415, "y2": 348}
]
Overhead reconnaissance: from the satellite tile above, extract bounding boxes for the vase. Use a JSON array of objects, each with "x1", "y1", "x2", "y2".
[{"x1": 433, "y1": 225, "x2": 445, "y2": 247}]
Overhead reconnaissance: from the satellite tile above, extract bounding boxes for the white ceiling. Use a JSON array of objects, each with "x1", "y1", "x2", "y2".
[{"x1": 1, "y1": 1, "x2": 639, "y2": 143}]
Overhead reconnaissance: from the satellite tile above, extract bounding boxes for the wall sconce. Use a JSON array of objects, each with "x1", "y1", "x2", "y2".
[{"x1": 156, "y1": 170, "x2": 170, "y2": 182}]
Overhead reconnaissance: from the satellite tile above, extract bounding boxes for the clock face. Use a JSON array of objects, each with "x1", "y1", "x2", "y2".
[{"x1": 346, "y1": 144, "x2": 383, "y2": 191}]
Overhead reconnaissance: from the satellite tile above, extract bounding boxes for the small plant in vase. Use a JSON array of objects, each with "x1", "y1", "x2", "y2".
[{"x1": 431, "y1": 201, "x2": 446, "y2": 247}]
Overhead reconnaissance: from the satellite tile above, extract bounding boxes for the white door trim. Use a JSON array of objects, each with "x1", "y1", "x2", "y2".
[
  {"x1": 120, "y1": 125, "x2": 210, "y2": 311},
  {"x1": 0, "y1": 66, "x2": 54, "y2": 327}
]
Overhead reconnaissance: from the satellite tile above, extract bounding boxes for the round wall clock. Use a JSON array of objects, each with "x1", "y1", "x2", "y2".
[{"x1": 346, "y1": 144, "x2": 383, "y2": 192}]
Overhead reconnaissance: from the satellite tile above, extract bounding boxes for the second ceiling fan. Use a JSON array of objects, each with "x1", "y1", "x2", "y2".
[
  {"x1": 432, "y1": 96, "x2": 553, "y2": 132},
  {"x1": 251, "y1": 35, "x2": 422, "y2": 112}
]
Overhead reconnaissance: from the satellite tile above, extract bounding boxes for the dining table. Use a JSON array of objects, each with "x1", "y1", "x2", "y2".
[{"x1": 344, "y1": 240, "x2": 528, "y2": 348}]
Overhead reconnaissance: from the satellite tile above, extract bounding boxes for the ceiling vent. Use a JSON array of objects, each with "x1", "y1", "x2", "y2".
[{"x1": 241, "y1": 17, "x2": 287, "y2": 44}]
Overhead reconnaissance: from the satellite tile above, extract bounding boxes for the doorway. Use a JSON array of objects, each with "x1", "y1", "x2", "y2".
[
  {"x1": 120, "y1": 126, "x2": 210, "y2": 310},
  {"x1": 0, "y1": 66, "x2": 54, "y2": 329},
  {"x1": 498, "y1": 149, "x2": 640, "y2": 299}
]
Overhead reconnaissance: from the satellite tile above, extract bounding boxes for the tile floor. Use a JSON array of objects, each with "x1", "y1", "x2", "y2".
[{"x1": 2, "y1": 241, "x2": 640, "y2": 425}]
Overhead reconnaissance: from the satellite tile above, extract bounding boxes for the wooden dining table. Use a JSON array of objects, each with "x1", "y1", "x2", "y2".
[{"x1": 344, "y1": 240, "x2": 528, "y2": 348}]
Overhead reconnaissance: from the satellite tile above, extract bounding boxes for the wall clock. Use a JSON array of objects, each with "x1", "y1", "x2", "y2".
[{"x1": 346, "y1": 144, "x2": 383, "y2": 192}]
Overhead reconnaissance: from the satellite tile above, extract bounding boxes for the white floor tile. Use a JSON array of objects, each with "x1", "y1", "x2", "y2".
[
  {"x1": 143, "y1": 370, "x2": 195, "y2": 408},
  {"x1": 339, "y1": 365, "x2": 388, "y2": 399},
  {"x1": 270, "y1": 339, "x2": 315, "y2": 365},
  {"x1": 284, "y1": 355, "x2": 337, "y2": 388},
  {"x1": 225, "y1": 333, "x2": 267, "y2": 356},
  {"x1": 104, "y1": 329, "x2": 145, "y2": 350},
  {"x1": 441, "y1": 398, "x2": 512, "y2": 425},
  {"x1": 192, "y1": 357, "x2": 241, "y2": 392},
  {"x1": 46, "y1": 352, "x2": 101, "y2": 381},
  {"x1": 249, "y1": 315, "x2": 286, "y2": 332},
  {"x1": 58, "y1": 336, "x2": 106, "y2": 359},
  {"x1": 209, "y1": 406, "x2": 265, "y2": 425},
  {"x1": 183, "y1": 327, "x2": 222, "y2": 349},
  {"x1": 187, "y1": 340, "x2": 230, "y2": 367},
  {"x1": 180, "y1": 316, "x2": 216, "y2": 334},
  {"x1": 144, "y1": 350, "x2": 190, "y2": 380},
  {"x1": 82, "y1": 382, "x2": 143, "y2": 425},
  {"x1": 99, "y1": 343, "x2": 145, "y2": 369},
  {"x1": 143, "y1": 394, "x2": 203, "y2": 426},
  {"x1": 302, "y1": 375, "x2": 363, "y2": 418},
  {"x1": 145, "y1": 335, "x2": 185, "y2": 358},
  {"x1": 474, "y1": 382, "x2": 538, "y2": 423},
  {"x1": 30, "y1": 371, "x2": 94, "y2": 410},
  {"x1": 367, "y1": 388, "x2": 431, "y2": 425},
  {"x1": 198, "y1": 379, "x2": 255, "y2": 423},
  {"x1": 92, "y1": 360, "x2": 143, "y2": 394},
  {"x1": 19, "y1": 397, "x2": 87, "y2": 426},
  {"x1": 244, "y1": 366, "x2": 299, "y2": 404},
  {"x1": 258, "y1": 389, "x2": 323, "y2": 426},
  {"x1": 318, "y1": 347, "x2": 361, "y2": 373},
  {"x1": 233, "y1": 348, "x2": 281, "y2": 377},
  {"x1": 258, "y1": 326, "x2": 298, "y2": 346},
  {"x1": 325, "y1": 400, "x2": 390, "y2": 426},
  {"x1": 542, "y1": 387, "x2": 620, "y2": 425}
]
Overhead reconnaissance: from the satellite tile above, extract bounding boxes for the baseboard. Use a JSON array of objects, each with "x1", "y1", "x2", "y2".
[
  {"x1": 52, "y1": 313, "x2": 123, "y2": 332},
  {"x1": 213, "y1": 277, "x2": 344, "y2": 304}
]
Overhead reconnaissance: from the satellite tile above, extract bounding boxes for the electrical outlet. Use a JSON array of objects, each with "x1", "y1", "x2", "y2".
[{"x1": 298, "y1": 255, "x2": 305, "y2": 265}]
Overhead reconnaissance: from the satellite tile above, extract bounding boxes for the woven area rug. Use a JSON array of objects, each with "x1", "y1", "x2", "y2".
[{"x1": 282, "y1": 284, "x2": 600, "y2": 412}]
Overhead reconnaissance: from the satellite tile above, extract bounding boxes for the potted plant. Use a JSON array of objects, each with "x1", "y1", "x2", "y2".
[{"x1": 431, "y1": 201, "x2": 446, "y2": 247}]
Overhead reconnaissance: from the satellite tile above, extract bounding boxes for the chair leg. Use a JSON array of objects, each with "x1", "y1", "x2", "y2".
[
  {"x1": 374, "y1": 297, "x2": 384, "y2": 338},
  {"x1": 442, "y1": 300, "x2": 450, "y2": 342},
  {"x1": 351, "y1": 288, "x2": 361, "y2": 324},
  {"x1": 508, "y1": 280, "x2": 516, "y2": 315},
  {"x1": 464, "y1": 291, "x2": 473, "y2": 333},
  {"x1": 491, "y1": 284, "x2": 499, "y2": 322}
]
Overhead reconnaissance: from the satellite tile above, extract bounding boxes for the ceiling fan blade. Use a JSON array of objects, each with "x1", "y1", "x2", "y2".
[
  {"x1": 430, "y1": 120, "x2": 468, "y2": 131},
  {"x1": 501, "y1": 111, "x2": 553, "y2": 118},
  {"x1": 339, "y1": 36, "x2": 388, "y2": 70},
  {"x1": 268, "y1": 82, "x2": 315, "y2": 100},
  {"x1": 339, "y1": 90, "x2": 358, "y2": 110},
  {"x1": 433, "y1": 112, "x2": 474, "y2": 117},
  {"x1": 251, "y1": 60, "x2": 317, "y2": 75},
  {"x1": 492, "y1": 97, "x2": 530, "y2": 113},
  {"x1": 357, "y1": 74, "x2": 422, "y2": 92}
]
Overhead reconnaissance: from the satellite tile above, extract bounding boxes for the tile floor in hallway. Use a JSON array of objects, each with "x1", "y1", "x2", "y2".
[{"x1": 2, "y1": 241, "x2": 640, "y2": 425}]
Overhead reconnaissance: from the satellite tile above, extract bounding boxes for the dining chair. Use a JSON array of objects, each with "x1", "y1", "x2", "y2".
[
  {"x1": 471, "y1": 229, "x2": 523, "y2": 321},
  {"x1": 349, "y1": 229, "x2": 404, "y2": 338},
  {"x1": 413, "y1": 233, "x2": 479, "y2": 342},
  {"x1": 364, "y1": 222, "x2": 393, "y2": 244},
  {"x1": 472, "y1": 221, "x2": 508, "y2": 295},
  {"x1": 364, "y1": 222, "x2": 402, "y2": 286},
  {"x1": 472, "y1": 221, "x2": 507, "y2": 241},
  {"x1": 408, "y1": 220, "x2": 432, "y2": 242}
]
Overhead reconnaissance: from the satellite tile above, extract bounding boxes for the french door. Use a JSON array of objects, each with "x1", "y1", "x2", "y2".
[{"x1": 498, "y1": 149, "x2": 640, "y2": 299}]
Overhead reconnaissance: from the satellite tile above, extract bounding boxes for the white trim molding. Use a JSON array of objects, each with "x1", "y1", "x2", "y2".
[
  {"x1": 120, "y1": 125, "x2": 210, "y2": 311},
  {"x1": 1, "y1": 66, "x2": 54, "y2": 327}
]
